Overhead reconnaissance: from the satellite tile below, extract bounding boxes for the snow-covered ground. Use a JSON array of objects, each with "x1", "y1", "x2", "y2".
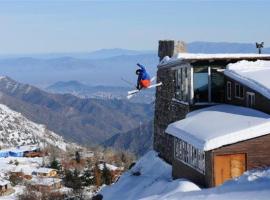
[
  {"x1": 0, "y1": 156, "x2": 43, "y2": 200},
  {"x1": 100, "y1": 151, "x2": 270, "y2": 200},
  {"x1": 0, "y1": 103, "x2": 71, "y2": 151},
  {"x1": 0, "y1": 185, "x2": 25, "y2": 200}
]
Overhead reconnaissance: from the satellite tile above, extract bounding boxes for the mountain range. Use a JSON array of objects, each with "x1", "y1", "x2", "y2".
[
  {"x1": 0, "y1": 41, "x2": 269, "y2": 155},
  {"x1": 103, "y1": 120, "x2": 153, "y2": 156},
  {"x1": 0, "y1": 41, "x2": 269, "y2": 88},
  {"x1": 46, "y1": 80, "x2": 155, "y2": 104},
  {"x1": 0, "y1": 76, "x2": 153, "y2": 146}
]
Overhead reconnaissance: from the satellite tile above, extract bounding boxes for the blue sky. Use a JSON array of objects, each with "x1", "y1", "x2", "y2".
[{"x1": 0, "y1": 0, "x2": 269, "y2": 54}]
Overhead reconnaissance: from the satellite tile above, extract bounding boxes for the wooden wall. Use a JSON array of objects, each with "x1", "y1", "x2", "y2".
[
  {"x1": 224, "y1": 76, "x2": 270, "y2": 114},
  {"x1": 206, "y1": 134, "x2": 270, "y2": 187}
]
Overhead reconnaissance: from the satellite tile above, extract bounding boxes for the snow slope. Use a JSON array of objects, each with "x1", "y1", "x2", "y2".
[
  {"x1": 100, "y1": 151, "x2": 200, "y2": 200},
  {"x1": 100, "y1": 151, "x2": 270, "y2": 200},
  {"x1": 0, "y1": 104, "x2": 68, "y2": 150}
]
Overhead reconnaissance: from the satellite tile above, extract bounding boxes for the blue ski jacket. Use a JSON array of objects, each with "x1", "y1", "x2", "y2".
[{"x1": 137, "y1": 63, "x2": 150, "y2": 81}]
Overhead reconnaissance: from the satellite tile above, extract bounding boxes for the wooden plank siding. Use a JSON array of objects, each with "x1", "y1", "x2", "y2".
[
  {"x1": 213, "y1": 154, "x2": 246, "y2": 186},
  {"x1": 224, "y1": 76, "x2": 270, "y2": 114},
  {"x1": 206, "y1": 133, "x2": 270, "y2": 187}
]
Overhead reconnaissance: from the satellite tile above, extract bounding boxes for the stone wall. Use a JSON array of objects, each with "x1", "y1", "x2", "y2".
[{"x1": 154, "y1": 66, "x2": 189, "y2": 163}]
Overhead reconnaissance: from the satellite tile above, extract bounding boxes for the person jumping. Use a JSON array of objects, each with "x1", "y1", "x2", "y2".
[{"x1": 136, "y1": 63, "x2": 151, "y2": 90}]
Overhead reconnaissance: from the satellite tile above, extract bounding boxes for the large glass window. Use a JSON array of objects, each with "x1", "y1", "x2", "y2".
[
  {"x1": 174, "y1": 137, "x2": 205, "y2": 174},
  {"x1": 175, "y1": 67, "x2": 189, "y2": 102},
  {"x1": 211, "y1": 69, "x2": 225, "y2": 102},
  {"x1": 193, "y1": 66, "x2": 209, "y2": 103}
]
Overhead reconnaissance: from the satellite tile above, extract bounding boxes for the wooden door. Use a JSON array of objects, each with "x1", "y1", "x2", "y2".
[{"x1": 214, "y1": 154, "x2": 246, "y2": 186}]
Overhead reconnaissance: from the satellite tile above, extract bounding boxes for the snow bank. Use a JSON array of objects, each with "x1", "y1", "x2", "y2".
[
  {"x1": 159, "y1": 53, "x2": 270, "y2": 66},
  {"x1": 100, "y1": 150, "x2": 270, "y2": 200},
  {"x1": 225, "y1": 60, "x2": 270, "y2": 99},
  {"x1": 166, "y1": 104, "x2": 270, "y2": 151},
  {"x1": 100, "y1": 151, "x2": 200, "y2": 200}
]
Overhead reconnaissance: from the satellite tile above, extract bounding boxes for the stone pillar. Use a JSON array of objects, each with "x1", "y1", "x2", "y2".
[{"x1": 158, "y1": 40, "x2": 187, "y2": 61}]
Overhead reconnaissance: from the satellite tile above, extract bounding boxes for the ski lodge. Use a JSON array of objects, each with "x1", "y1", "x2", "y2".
[{"x1": 154, "y1": 40, "x2": 270, "y2": 187}]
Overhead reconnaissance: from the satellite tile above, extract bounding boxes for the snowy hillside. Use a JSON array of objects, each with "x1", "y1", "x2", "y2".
[
  {"x1": 100, "y1": 151, "x2": 270, "y2": 200},
  {"x1": 0, "y1": 104, "x2": 68, "y2": 150}
]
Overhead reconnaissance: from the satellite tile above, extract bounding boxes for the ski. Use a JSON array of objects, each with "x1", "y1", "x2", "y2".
[
  {"x1": 127, "y1": 77, "x2": 156, "y2": 95},
  {"x1": 126, "y1": 82, "x2": 162, "y2": 99},
  {"x1": 128, "y1": 89, "x2": 139, "y2": 95}
]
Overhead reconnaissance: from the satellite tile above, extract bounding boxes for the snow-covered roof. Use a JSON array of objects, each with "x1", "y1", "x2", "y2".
[
  {"x1": 1, "y1": 145, "x2": 39, "y2": 153},
  {"x1": 225, "y1": 60, "x2": 270, "y2": 99},
  {"x1": 11, "y1": 166, "x2": 37, "y2": 175},
  {"x1": 159, "y1": 53, "x2": 270, "y2": 66},
  {"x1": 35, "y1": 167, "x2": 56, "y2": 174},
  {"x1": 31, "y1": 177, "x2": 61, "y2": 186},
  {"x1": 166, "y1": 104, "x2": 270, "y2": 151},
  {"x1": 98, "y1": 163, "x2": 119, "y2": 171}
]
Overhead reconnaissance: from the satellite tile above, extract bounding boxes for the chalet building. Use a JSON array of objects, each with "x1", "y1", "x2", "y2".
[
  {"x1": 166, "y1": 104, "x2": 270, "y2": 187},
  {"x1": 34, "y1": 168, "x2": 58, "y2": 178},
  {"x1": 224, "y1": 60, "x2": 270, "y2": 114},
  {"x1": 0, "y1": 145, "x2": 40, "y2": 158},
  {"x1": 154, "y1": 40, "x2": 270, "y2": 187},
  {"x1": 10, "y1": 166, "x2": 35, "y2": 180},
  {"x1": 30, "y1": 177, "x2": 62, "y2": 192}
]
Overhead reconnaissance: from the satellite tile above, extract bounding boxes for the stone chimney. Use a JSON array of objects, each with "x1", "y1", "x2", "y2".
[{"x1": 158, "y1": 40, "x2": 187, "y2": 61}]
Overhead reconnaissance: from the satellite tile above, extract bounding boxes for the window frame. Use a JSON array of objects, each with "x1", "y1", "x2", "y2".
[
  {"x1": 175, "y1": 67, "x2": 189, "y2": 102},
  {"x1": 227, "y1": 81, "x2": 232, "y2": 100},
  {"x1": 235, "y1": 83, "x2": 244, "y2": 99},
  {"x1": 246, "y1": 92, "x2": 255, "y2": 107},
  {"x1": 174, "y1": 137, "x2": 205, "y2": 174}
]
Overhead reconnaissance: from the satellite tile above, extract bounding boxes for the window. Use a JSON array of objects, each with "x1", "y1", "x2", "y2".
[
  {"x1": 175, "y1": 67, "x2": 189, "y2": 102},
  {"x1": 235, "y1": 83, "x2": 244, "y2": 98},
  {"x1": 174, "y1": 137, "x2": 205, "y2": 174},
  {"x1": 246, "y1": 92, "x2": 255, "y2": 107},
  {"x1": 227, "y1": 81, "x2": 232, "y2": 100},
  {"x1": 193, "y1": 66, "x2": 209, "y2": 103}
]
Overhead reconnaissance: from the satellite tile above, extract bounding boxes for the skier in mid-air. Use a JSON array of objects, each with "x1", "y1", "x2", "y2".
[{"x1": 136, "y1": 63, "x2": 151, "y2": 90}]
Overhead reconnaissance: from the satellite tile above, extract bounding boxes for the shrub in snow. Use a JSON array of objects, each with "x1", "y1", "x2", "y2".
[
  {"x1": 132, "y1": 171, "x2": 141, "y2": 176},
  {"x1": 92, "y1": 194, "x2": 103, "y2": 200},
  {"x1": 14, "y1": 159, "x2": 19, "y2": 166}
]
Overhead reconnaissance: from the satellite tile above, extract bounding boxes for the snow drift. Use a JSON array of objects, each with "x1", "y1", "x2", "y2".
[{"x1": 100, "y1": 151, "x2": 270, "y2": 200}]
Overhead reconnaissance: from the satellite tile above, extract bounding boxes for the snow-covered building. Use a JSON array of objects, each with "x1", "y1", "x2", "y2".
[
  {"x1": 154, "y1": 40, "x2": 270, "y2": 187},
  {"x1": 0, "y1": 145, "x2": 40, "y2": 158},
  {"x1": 10, "y1": 165, "x2": 36, "y2": 180},
  {"x1": 224, "y1": 60, "x2": 270, "y2": 113},
  {"x1": 166, "y1": 104, "x2": 270, "y2": 187},
  {"x1": 30, "y1": 177, "x2": 62, "y2": 192},
  {"x1": 34, "y1": 167, "x2": 58, "y2": 178}
]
